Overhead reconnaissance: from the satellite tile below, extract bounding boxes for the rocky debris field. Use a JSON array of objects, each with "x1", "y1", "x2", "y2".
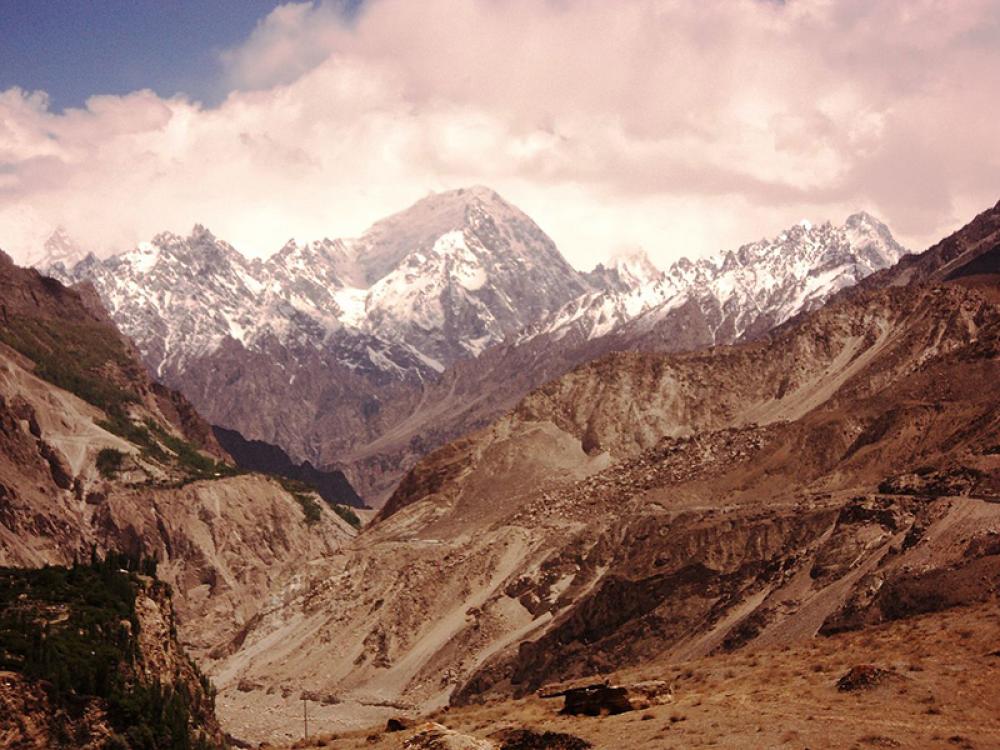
[{"x1": 264, "y1": 600, "x2": 1000, "y2": 750}]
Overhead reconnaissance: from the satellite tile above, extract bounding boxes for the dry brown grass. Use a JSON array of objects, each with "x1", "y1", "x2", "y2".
[{"x1": 272, "y1": 600, "x2": 1000, "y2": 750}]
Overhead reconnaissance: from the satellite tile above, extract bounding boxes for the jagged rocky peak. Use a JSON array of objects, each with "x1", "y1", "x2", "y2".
[
  {"x1": 141, "y1": 224, "x2": 248, "y2": 271},
  {"x1": 41, "y1": 226, "x2": 86, "y2": 267},
  {"x1": 527, "y1": 210, "x2": 908, "y2": 349},
  {"x1": 843, "y1": 210, "x2": 909, "y2": 269},
  {"x1": 23, "y1": 226, "x2": 89, "y2": 273},
  {"x1": 266, "y1": 236, "x2": 358, "y2": 284},
  {"x1": 721, "y1": 211, "x2": 906, "y2": 273},
  {"x1": 359, "y1": 186, "x2": 591, "y2": 362},
  {"x1": 260, "y1": 237, "x2": 363, "y2": 323},
  {"x1": 665, "y1": 209, "x2": 909, "y2": 294},
  {"x1": 46, "y1": 224, "x2": 266, "y2": 377},
  {"x1": 587, "y1": 246, "x2": 665, "y2": 293},
  {"x1": 351, "y1": 185, "x2": 577, "y2": 284},
  {"x1": 270, "y1": 236, "x2": 350, "y2": 268}
]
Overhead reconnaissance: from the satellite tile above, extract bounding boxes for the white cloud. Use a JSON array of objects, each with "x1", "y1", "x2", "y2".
[{"x1": 1, "y1": 0, "x2": 999, "y2": 269}]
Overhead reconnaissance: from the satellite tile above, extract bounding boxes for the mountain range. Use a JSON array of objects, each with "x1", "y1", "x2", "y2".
[
  {"x1": 1, "y1": 195, "x2": 997, "y2": 747},
  {"x1": 200, "y1": 198, "x2": 1000, "y2": 744},
  {"x1": 48, "y1": 188, "x2": 908, "y2": 504}
]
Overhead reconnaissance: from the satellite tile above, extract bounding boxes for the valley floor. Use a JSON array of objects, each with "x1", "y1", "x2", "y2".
[{"x1": 271, "y1": 600, "x2": 1000, "y2": 750}]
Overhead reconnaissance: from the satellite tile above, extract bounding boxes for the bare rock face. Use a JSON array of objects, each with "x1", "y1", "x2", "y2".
[
  {"x1": 151, "y1": 380, "x2": 229, "y2": 460},
  {"x1": 97, "y1": 474, "x2": 350, "y2": 654},
  {"x1": 38, "y1": 439, "x2": 74, "y2": 489},
  {"x1": 541, "y1": 682, "x2": 634, "y2": 716},
  {"x1": 212, "y1": 424, "x2": 363, "y2": 507}
]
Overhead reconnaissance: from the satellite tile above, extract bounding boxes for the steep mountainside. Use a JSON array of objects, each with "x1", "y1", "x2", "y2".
[
  {"x1": 861, "y1": 198, "x2": 1000, "y2": 287},
  {"x1": 0, "y1": 249, "x2": 227, "y2": 463},
  {"x1": 0, "y1": 253, "x2": 357, "y2": 719},
  {"x1": 49, "y1": 192, "x2": 906, "y2": 505},
  {"x1": 0, "y1": 559, "x2": 225, "y2": 750},
  {"x1": 200, "y1": 204, "x2": 997, "y2": 743}
]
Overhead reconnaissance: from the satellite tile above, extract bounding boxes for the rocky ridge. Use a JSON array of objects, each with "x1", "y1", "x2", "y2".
[
  {"x1": 521, "y1": 211, "x2": 905, "y2": 347},
  {"x1": 49, "y1": 187, "x2": 590, "y2": 382}
]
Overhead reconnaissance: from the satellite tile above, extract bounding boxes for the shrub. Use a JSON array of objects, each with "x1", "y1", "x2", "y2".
[
  {"x1": 276, "y1": 478, "x2": 324, "y2": 525},
  {"x1": 144, "y1": 420, "x2": 239, "y2": 483},
  {"x1": 96, "y1": 448, "x2": 126, "y2": 479},
  {"x1": 277, "y1": 478, "x2": 360, "y2": 528},
  {"x1": 293, "y1": 492, "x2": 323, "y2": 525},
  {"x1": 332, "y1": 504, "x2": 362, "y2": 530}
]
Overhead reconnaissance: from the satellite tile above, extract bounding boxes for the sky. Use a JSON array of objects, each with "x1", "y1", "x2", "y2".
[{"x1": 1, "y1": 0, "x2": 999, "y2": 271}]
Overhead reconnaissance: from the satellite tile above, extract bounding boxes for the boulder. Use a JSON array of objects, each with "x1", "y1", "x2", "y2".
[
  {"x1": 404, "y1": 722, "x2": 496, "y2": 749},
  {"x1": 387, "y1": 716, "x2": 415, "y2": 732},
  {"x1": 39, "y1": 441, "x2": 73, "y2": 489},
  {"x1": 836, "y1": 665, "x2": 894, "y2": 691},
  {"x1": 538, "y1": 678, "x2": 672, "y2": 716}
]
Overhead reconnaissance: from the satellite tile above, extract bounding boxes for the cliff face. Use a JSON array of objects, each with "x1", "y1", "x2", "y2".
[
  {"x1": 0, "y1": 561, "x2": 225, "y2": 749},
  {"x1": 212, "y1": 425, "x2": 364, "y2": 508}
]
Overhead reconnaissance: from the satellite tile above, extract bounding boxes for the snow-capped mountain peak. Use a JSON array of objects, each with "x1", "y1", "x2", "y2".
[
  {"x1": 28, "y1": 227, "x2": 88, "y2": 272},
  {"x1": 523, "y1": 211, "x2": 908, "y2": 348},
  {"x1": 586, "y1": 246, "x2": 664, "y2": 293},
  {"x1": 51, "y1": 188, "x2": 591, "y2": 381},
  {"x1": 358, "y1": 188, "x2": 591, "y2": 364},
  {"x1": 612, "y1": 247, "x2": 663, "y2": 286},
  {"x1": 47, "y1": 193, "x2": 907, "y2": 403}
]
